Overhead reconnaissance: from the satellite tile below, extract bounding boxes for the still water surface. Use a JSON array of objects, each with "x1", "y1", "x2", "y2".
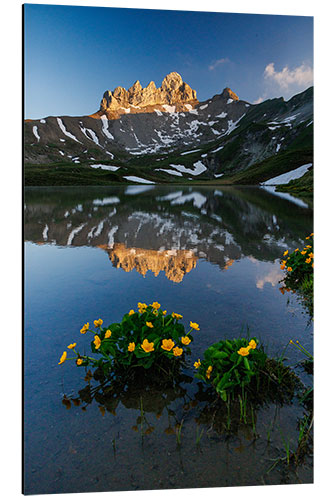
[{"x1": 24, "y1": 185, "x2": 313, "y2": 494}]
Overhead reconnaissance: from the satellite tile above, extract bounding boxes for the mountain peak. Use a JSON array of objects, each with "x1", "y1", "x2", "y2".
[
  {"x1": 161, "y1": 72, "x2": 183, "y2": 90},
  {"x1": 99, "y1": 72, "x2": 197, "y2": 117},
  {"x1": 221, "y1": 87, "x2": 239, "y2": 101}
]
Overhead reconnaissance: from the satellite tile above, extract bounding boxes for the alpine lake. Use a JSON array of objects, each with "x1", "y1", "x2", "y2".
[{"x1": 24, "y1": 184, "x2": 313, "y2": 494}]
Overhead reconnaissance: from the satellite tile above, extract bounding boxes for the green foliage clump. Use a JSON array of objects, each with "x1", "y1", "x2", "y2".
[{"x1": 194, "y1": 337, "x2": 267, "y2": 401}]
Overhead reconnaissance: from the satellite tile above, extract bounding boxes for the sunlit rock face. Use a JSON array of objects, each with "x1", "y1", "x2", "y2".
[
  {"x1": 99, "y1": 72, "x2": 198, "y2": 118},
  {"x1": 221, "y1": 88, "x2": 239, "y2": 101},
  {"x1": 101, "y1": 243, "x2": 197, "y2": 283}
]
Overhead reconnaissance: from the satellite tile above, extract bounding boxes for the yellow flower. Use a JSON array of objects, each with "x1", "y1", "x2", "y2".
[
  {"x1": 172, "y1": 312, "x2": 183, "y2": 320},
  {"x1": 162, "y1": 310, "x2": 167, "y2": 315},
  {"x1": 308, "y1": 252, "x2": 314, "y2": 259},
  {"x1": 76, "y1": 358, "x2": 83, "y2": 366},
  {"x1": 237, "y1": 347, "x2": 250, "y2": 357},
  {"x1": 146, "y1": 321, "x2": 154, "y2": 328},
  {"x1": 301, "y1": 250, "x2": 306, "y2": 255},
  {"x1": 206, "y1": 365, "x2": 213, "y2": 379},
  {"x1": 306, "y1": 245, "x2": 311, "y2": 249},
  {"x1": 138, "y1": 302, "x2": 148, "y2": 312},
  {"x1": 181, "y1": 336, "x2": 191, "y2": 345},
  {"x1": 310, "y1": 233, "x2": 314, "y2": 237},
  {"x1": 80, "y1": 322, "x2": 89, "y2": 334},
  {"x1": 305, "y1": 236, "x2": 310, "y2": 240},
  {"x1": 287, "y1": 267, "x2": 293, "y2": 272},
  {"x1": 58, "y1": 351, "x2": 67, "y2": 365},
  {"x1": 283, "y1": 250, "x2": 289, "y2": 256},
  {"x1": 280, "y1": 264, "x2": 285, "y2": 270},
  {"x1": 294, "y1": 248, "x2": 299, "y2": 252},
  {"x1": 194, "y1": 359, "x2": 201, "y2": 369},
  {"x1": 173, "y1": 346, "x2": 183, "y2": 357},
  {"x1": 190, "y1": 321, "x2": 200, "y2": 331},
  {"x1": 104, "y1": 329, "x2": 112, "y2": 339},
  {"x1": 151, "y1": 301, "x2": 161, "y2": 310},
  {"x1": 67, "y1": 343, "x2": 76, "y2": 349},
  {"x1": 94, "y1": 318, "x2": 103, "y2": 328},
  {"x1": 312, "y1": 263, "x2": 314, "y2": 268},
  {"x1": 129, "y1": 309, "x2": 135, "y2": 316},
  {"x1": 305, "y1": 258, "x2": 311, "y2": 264},
  {"x1": 128, "y1": 342, "x2": 135, "y2": 352},
  {"x1": 93, "y1": 335, "x2": 101, "y2": 349},
  {"x1": 161, "y1": 338, "x2": 175, "y2": 351},
  {"x1": 248, "y1": 339, "x2": 257, "y2": 350},
  {"x1": 141, "y1": 339, "x2": 154, "y2": 353}
]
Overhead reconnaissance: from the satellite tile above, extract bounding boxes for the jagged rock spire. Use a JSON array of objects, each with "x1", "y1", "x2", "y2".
[{"x1": 100, "y1": 72, "x2": 198, "y2": 115}]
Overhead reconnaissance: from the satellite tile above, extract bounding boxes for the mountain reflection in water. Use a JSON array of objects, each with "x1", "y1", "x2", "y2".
[{"x1": 24, "y1": 185, "x2": 312, "y2": 282}]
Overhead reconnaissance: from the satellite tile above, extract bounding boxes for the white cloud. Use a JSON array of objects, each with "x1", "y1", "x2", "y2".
[
  {"x1": 264, "y1": 62, "x2": 313, "y2": 90},
  {"x1": 253, "y1": 96, "x2": 264, "y2": 104},
  {"x1": 209, "y1": 57, "x2": 230, "y2": 71}
]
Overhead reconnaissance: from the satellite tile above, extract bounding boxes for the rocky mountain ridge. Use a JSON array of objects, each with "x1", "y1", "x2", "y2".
[
  {"x1": 96, "y1": 72, "x2": 199, "y2": 119},
  {"x1": 24, "y1": 73, "x2": 313, "y2": 188}
]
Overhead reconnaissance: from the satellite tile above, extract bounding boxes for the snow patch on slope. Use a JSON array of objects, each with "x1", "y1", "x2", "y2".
[
  {"x1": 100, "y1": 115, "x2": 114, "y2": 139},
  {"x1": 57, "y1": 118, "x2": 82, "y2": 143},
  {"x1": 32, "y1": 126, "x2": 40, "y2": 142}
]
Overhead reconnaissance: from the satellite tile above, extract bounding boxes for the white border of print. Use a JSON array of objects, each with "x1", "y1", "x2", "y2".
[{"x1": 1, "y1": 1, "x2": 331, "y2": 500}]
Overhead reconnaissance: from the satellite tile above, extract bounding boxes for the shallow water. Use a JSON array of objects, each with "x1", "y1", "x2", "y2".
[{"x1": 24, "y1": 185, "x2": 313, "y2": 494}]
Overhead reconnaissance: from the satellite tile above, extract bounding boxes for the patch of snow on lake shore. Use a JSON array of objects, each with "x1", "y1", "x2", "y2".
[
  {"x1": 123, "y1": 176, "x2": 155, "y2": 184},
  {"x1": 90, "y1": 164, "x2": 120, "y2": 172},
  {"x1": 261, "y1": 163, "x2": 312, "y2": 186}
]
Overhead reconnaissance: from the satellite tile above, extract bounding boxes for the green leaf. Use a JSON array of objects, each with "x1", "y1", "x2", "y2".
[{"x1": 243, "y1": 357, "x2": 250, "y2": 371}]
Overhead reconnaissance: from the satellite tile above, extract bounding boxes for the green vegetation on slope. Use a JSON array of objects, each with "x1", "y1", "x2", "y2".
[
  {"x1": 277, "y1": 168, "x2": 313, "y2": 196},
  {"x1": 221, "y1": 147, "x2": 313, "y2": 185}
]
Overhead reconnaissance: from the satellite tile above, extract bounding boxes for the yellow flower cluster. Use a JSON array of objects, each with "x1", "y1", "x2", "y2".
[
  {"x1": 138, "y1": 302, "x2": 148, "y2": 314},
  {"x1": 237, "y1": 339, "x2": 257, "y2": 357},
  {"x1": 59, "y1": 306, "x2": 199, "y2": 366},
  {"x1": 281, "y1": 233, "x2": 314, "y2": 273},
  {"x1": 151, "y1": 302, "x2": 161, "y2": 310}
]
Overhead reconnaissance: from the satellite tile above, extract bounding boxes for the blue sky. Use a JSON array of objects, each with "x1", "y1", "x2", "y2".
[{"x1": 24, "y1": 4, "x2": 313, "y2": 119}]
